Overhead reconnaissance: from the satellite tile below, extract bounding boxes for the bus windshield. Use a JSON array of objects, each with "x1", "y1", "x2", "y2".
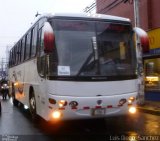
[{"x1": 49, "y1": 19, "x2": 137, "y2": 79}]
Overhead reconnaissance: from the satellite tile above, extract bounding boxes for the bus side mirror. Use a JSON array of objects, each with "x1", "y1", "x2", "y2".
[
  {"x1": 133, "y1": 27, "x2": 149, "y2": 53},
  {"x1": 43, "y1": 22, "x2": 55, "y2": 54}
]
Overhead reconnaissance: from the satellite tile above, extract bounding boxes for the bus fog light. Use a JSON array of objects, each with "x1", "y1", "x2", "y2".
[
  {"x1": 58, "y1": 100, "x2": 67, "y2": 107},
  {"x1": 52, "y1": 111, "x2": 61, "y2": 119},
  {"x1": 129, "y1": 106, "x2": 136, "y2": 114}
]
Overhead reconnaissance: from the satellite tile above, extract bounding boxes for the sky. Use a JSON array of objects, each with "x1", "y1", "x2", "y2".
[{"x1": 0, "y1": 0, "x2": 94, "y2": 59}]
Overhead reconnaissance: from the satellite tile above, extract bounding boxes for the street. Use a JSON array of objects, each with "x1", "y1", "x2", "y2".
[{"x1": 0, "y1": 98, "x2": 160, "y2": 141}]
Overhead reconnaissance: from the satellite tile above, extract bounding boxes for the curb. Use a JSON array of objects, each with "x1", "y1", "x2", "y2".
[{"x1": 137, "y1": 106, "x2": 160, "y2": 115}]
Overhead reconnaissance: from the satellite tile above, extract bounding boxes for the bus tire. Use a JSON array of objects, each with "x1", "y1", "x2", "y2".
[
  {"x1": 29, "y1": 90, "x2": 39, "y2": 123},
  {"x1": 12, "y1": 85, "x2": 19, "y2": 106},
  {"x1": 13, "y1": 98, "x2": 19, "y2": 106}
]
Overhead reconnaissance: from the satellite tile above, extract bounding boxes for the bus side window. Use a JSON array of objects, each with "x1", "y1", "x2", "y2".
[
  {"x1": 21, "y1": 36, "x2": 26, "y2": 62},
  {"x1": 25, "y1": 31, "x2": 32, "y2": 60},
  {"x1": 16, "y1": 44, "x2": 18, "y2": 64},
  {"x1": 17, "y1": 41, "x2": 22, "y2": 64},
  {"x1": 13, "y1": 46, "x2": 16, "y2": 65},
  {"x1": 37, "y1": 27, "x2": 46, "y2": 77},
  {"x1": 31, "y1": 25, "x2": 38, "y2": 57}
]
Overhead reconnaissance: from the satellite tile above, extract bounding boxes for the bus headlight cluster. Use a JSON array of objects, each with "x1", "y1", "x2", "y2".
[
  {"x1": 128, "y1": 97, "x2": 135, "y2": 104},
  {"x1": 58, "y1": 100, "x2": 67, "y2": 107}
]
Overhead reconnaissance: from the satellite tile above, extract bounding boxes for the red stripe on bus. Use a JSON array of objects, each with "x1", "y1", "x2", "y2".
[
  {"x1": 107, "y1": 105, "x2": 113, "y2": 108},
  {"x1": 83, "y1": 106, "x2": 90, "y2": 109},
  {"x1": 71, "y1": 107, "x2": 77, "y2": 110},
  {"x1": 95, "y1": 106, "x2": 102, "y2": 109}
]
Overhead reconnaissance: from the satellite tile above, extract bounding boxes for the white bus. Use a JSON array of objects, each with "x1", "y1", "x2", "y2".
[{"x1": 8, "y1": 13, "x2": 149, "y2": 122}]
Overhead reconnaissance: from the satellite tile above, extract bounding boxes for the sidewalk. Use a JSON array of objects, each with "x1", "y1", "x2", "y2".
[{"x1": 137, "y1": 100, "x2": 160, "y2": 115}]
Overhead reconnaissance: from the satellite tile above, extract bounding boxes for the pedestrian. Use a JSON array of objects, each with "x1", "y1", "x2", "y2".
[{"x1": 1, "y1": 84, "x2": 8, "y2": 100}]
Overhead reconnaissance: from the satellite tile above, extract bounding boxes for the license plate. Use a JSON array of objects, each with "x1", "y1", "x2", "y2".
[{"x1": 91, "y1": 108, "x2": 106, "y2": 116}]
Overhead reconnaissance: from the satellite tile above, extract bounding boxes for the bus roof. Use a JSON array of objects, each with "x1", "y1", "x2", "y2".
[{"x1": 38, "y1": 13, "x2": 131, "y2": 23}]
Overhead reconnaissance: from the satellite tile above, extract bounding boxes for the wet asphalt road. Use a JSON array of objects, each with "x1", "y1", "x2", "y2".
[{"x1": 0, "y1": 98, "x2": 160, "y2": 141}]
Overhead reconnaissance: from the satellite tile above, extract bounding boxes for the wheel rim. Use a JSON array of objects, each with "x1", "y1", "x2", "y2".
[
  {"x1": 30, "y1": 95, "x2": 36, "y2": 117},
  {"x1": 30, "y1": 97, "x2": 36, "y2": 110}
]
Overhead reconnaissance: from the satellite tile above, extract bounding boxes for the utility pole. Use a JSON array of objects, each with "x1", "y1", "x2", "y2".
[
  {"x1": 133, "y1": 0, "x2": 145, "y2": 105},
  {"x1": 134, "y1": 0, "x2": 140, "y2": 27}
]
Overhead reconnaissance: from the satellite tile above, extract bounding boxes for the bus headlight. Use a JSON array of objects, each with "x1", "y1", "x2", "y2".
[{"x1": 129, "y1": 106, "x2": 136, "y2": 114}]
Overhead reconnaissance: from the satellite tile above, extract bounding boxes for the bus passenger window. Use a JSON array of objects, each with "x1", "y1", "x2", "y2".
[
  {"x1": 21, "y1": 37, "x2": 26, "y2": 62},
  {"x1": 25, "y1": 31, "x2": 32, "y2": 60},
  {"x1": 31, "y1": 25, "x2": 38, "y2": 57}
]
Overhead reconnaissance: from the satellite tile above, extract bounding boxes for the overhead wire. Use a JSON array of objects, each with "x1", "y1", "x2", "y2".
[{"x1": 98, "y1": 0, "x2": 133, "y2": 13}]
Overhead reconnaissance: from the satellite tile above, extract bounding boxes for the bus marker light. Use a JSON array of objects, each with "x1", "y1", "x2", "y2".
[
  {"x1": 129, "y1": 106, "x2": 136, "y2": 114},
  {"x1": 52, "y1": 111, "x2": 61, "y2": 119}
]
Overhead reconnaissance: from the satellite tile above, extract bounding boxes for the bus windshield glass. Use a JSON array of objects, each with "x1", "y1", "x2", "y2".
[{"x1": 49, "y1": 19, "x2": 137, "y2": 79}]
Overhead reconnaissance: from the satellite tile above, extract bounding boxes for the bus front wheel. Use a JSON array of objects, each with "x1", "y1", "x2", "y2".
[
  {"x1": 29, "y1": 91, "x2": 39, "y2": 122},
  {"x1": 12, "y1": 85, "x2": 18, "y2": 106}
]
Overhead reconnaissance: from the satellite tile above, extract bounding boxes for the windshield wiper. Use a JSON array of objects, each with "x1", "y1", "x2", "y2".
[
  {"x1": 76, "y1": 52, "x2": 94, "y2": 76},
  {"x1": 77, "y1": 36, "x2": 100, "y2": 76}
]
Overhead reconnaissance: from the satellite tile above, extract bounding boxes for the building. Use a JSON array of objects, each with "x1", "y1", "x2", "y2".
[{"x1": 96, "y1": 0, "x2": 160, "y2": 101}]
